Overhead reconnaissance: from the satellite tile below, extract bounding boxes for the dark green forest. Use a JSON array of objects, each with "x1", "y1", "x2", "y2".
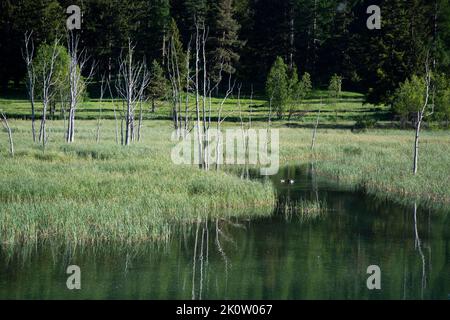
[{"x1": 1, "y1": 0, "x2": 449, "y2": 105}]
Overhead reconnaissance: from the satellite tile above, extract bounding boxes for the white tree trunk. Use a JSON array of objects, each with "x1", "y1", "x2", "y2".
[
  {"x1": 1, "y1": 113, "x2": 14, "y2": 157},
  {"x1": 311, "y1": 109, "x2": 321, "y2": 150},
  {"x1": 413, "y1": 114, "x2": 422, "y2": 175}
]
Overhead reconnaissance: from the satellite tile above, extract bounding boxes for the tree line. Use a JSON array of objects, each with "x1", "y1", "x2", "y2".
[{"x1": 1, "y1": 0, "x2": 450, "y2": 106}]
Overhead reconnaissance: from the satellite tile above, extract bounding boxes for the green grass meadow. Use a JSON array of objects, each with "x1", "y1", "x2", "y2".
[
  {"x1": 0, "y1": 120, "x2": 275, "y2": 246},
  {"x1": 0, "y1": 90, "x2": 389, "y2": 124},
  {"x1": 0, "y1": 94, "x2": 449, "y2": 246}
]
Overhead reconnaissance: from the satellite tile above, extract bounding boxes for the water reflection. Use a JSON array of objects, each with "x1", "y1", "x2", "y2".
[{"x1": 0, "y1": 166, "x2": 449, "y2": 300}]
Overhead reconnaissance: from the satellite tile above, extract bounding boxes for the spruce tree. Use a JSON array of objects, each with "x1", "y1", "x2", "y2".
[
  {"x1": 266, "y1": 57, "x2": 289, "y2": 119},
  {"x1": 166, "y1": 18, "x2": 187, "y2": 82},
  {"x1": 148, "y1": 60, "x2": 169, "y2": 113},
  {"x1": 210, "y1": 0, "x2": 244, "y2": 85}
]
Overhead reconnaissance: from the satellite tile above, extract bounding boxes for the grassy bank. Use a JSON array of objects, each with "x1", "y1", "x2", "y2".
[
  {"x1": 275, "y1": 124, "x2": 450, "y2": 208},
  {"x1": 0, "y1": 120, "x2": 275, "y2": 246}
]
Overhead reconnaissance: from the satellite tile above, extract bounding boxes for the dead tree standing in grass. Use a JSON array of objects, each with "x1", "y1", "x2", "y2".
[
  {"x1": 194, "y1": 23, "x2": 204, "y2": 168},
  {"x1": 107, "y1": 80, "x2": 120, "y2": 144},
  {"x1": 137, "y1": 100, "x2": 143, "y2": 142},
  {"x1": 413, "y1": 58, "x2": 433, "y2": 175},
  {"x1": 184, "y1": 40, "x2": 192, "y2": 134},
  {"x1": 148, "y1": 59, "x2": 169, "y2": 114},
  {"x1": 116, "y1": 40, "x2": 150, "y2": 146},
  {"x1": 311, "y1": 97, "x2": 322, "y2": 150},
  {"x1": 67, "y1": 33, "x2": 95, "y2": 143},
  {"x1": 137, "y1": 96, "x2": 147, "y2": 142},
  {"x1": 96, "y1": 75, "x2": 106, "y2": 143},
  {"x1": 215, "y1": 75, "x2": 236, "y2": 171},
  {"x1": 394, "y1": 55, "x2": 434, "y2": 175},
  {"x1": 1, "y1": 112, "x2": 14, "y2": 157},
  {"x1": 201, "y1": 25, "x2": 209, "y2": 169},
  {"x1": 22, "y1": 31, "x2": 36, "y2": 142},
  {"x1": 38, "y1": 39, "x2": 61, "y2": 148},
  {"x1": 167, "y1": 37, "x2": 183, "y2": 138}
]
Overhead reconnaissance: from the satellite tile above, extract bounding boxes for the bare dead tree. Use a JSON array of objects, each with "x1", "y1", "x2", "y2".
[
  {"x1": 137, "y1": 98, "x2": 146, "y2": 142},
  {"x1": 201, "y1": 24, "x2": 209, "y2": 141},
  {"x1": 194, "y1": 23, "x2": 204, "y2": 168},
  {"x1": 107, "y1": 80, "x2": 119, "y2": 144},
  {"x1": 136, "y1": 70, "x2": 149, "y2": 143},
  {"x1": 60, "y1": 91, "x2": 67, "y2": 140},
  {"x1": 184, "y1": 39, "x2": 192, "y2": 134},
  {"x1": 22, "y1": 31, "x2": 36, "y2": 142},
  {"x1": 1, "y1": 112, "x2": 14, "y2": 157},
  {"x1": 120, "y1": 100, "x2": 125, "y2": 145},
  {"x1": 201, "y1": 24, "x2": 212, "y2": 170},
  {"x1": 67, "y1": 33, "x2": 95, "y2": 143},
  {"x1": 96, "y1": 74, "x2": 106, "y2": 143},
  {"x1": 268, "y1": 95, "x2": 273, "y2": 128},
  {"x1": 39, "y1": 38, "x2": 61, "y2": 148},
  {"x1": 169, "y1": 22, "x2": 228, "y2": 171},
  {"x1": 116, "y1": 39, "x2": 150, "y2": 146},
  {"x1": 215, "y1": 75, "x2": 236, "y2": 171},
  {"x1": 167, "y1": 34, "x2": 183, "y2": 138},
  {"x1": 237, "y1": 84, "x2": 249, "y2": 179},
  {"x1": 413, "y1": 55, "x2": 433, "y2": 175},
  {"x1": 311, "y1": 97, "x2": 322, "y2": 150}
]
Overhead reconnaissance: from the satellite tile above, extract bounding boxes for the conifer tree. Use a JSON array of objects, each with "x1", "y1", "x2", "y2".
[
  {"x1": 210, "y1": 0, "x2": 244, "y2": 85},
  {"x1": 266, "y1": 57, "x2": 289, "y2": 119}
]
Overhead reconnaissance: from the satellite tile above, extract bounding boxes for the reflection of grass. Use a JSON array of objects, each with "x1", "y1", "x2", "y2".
[
  {"x1": 0, "y1": 120, "x2": 275, "y2": 246},
  {"x1": 282, "y1": 200, "x2": 327, "y2": 221}
]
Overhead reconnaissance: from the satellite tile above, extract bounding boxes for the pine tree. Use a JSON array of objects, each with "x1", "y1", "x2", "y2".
[
  {"x1": 351, "y1": 0, "x2": 434, "y2": 105},
  {"x1": 210, "y1": 0, "x2": 244, "y2": 85},
  {"x1": 171, "y1": 0, "x2": 209, "y2": 42},
  {"x1": 166, "y1": 18, "x2": 187, "y2": 82},
  {"x1": 138, "y1": 0, "x2": 171, "y2": 64},
  {"x1": 185, "y1": 0, "x2": 208, "y2": 24},
  {"x1": 0, "y1": 0, "x2": 64, "y2": 94},
  {"x1": 241, "y1": 0, "x2": 291, "y2": 88},
  {"x1": 266, "y1": 57, "x2": 289, "y2": 119},
  {"x1": 148, "y1": 60, "x2": 169, "y2": 113},
  {"x1": 287, "y1": 64, "x2": 300, "y2": 119},
  {"x1": 293, "y1": 0, "x2": 335, "y2": 83},
  {"x1": 435, "y1": 0, "x2": 450, "y2": 73},
  {"x1": 328, "y1": 74, "x2": 342, "y2": 107},
  {"x1": 433, "y1": 73, "x2": 450, "y2": 126}
]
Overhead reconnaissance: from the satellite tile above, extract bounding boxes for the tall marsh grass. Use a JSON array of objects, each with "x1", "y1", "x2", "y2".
[
  {"x1": 1, "y1": 119, "x2": 449, "y2": 246},
  {"x1": 0, "y1": 120, "x2": 275, "y2": 246}
]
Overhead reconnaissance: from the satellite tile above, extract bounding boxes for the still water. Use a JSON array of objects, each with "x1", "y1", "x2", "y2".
[{"x1": 0, "y1": 165, "x2": 449, "y2": 300}]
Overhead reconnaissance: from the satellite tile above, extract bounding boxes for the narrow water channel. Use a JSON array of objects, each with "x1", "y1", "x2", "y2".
[{"x1": 0, "y1": 165, "x2": 449, "y2": 299}]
